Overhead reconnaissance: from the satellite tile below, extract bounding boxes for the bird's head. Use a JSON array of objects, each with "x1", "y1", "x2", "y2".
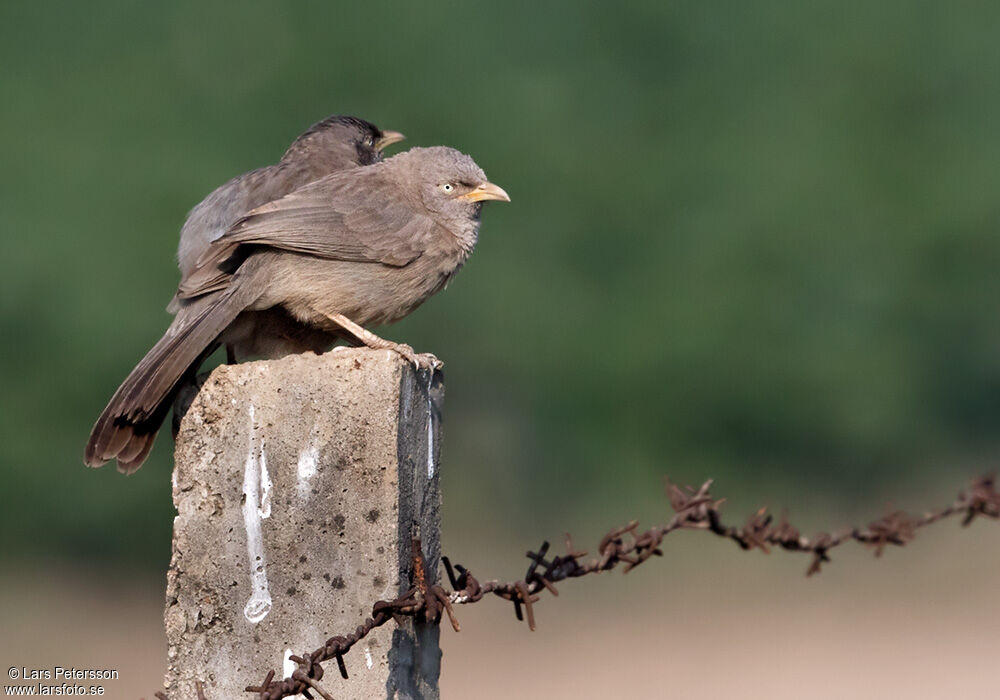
[
  {"x1": 282, "y1": 115, "x2": 405, "y2": 168},
  {"x1": 393, "y1": 146, "x2": 510, "y2": 218}
]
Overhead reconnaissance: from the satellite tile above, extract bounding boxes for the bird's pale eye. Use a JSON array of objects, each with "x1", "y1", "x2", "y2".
[
  {"x1": 441, "y1": 183, "x2": 454, "y2": 193},
  {"x1": 364, "y1": 136, "x2": 375, "y2": 147}
]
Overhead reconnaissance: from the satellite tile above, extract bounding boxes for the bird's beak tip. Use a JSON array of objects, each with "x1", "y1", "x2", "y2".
[
  {"x1": 493, "y1": 185, "x2": 512, "y2": 203},
  {"x1": 375, "y1": 130, "x2": 406, "y2": 151}
]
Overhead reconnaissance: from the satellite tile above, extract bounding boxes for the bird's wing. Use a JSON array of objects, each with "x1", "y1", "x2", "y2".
[
  {"x1": 177, "y1": 169, "x2": 435, "y2": 300},
  {"x1": 177, "y1": 166, "x2": 279, "y2": 280}
]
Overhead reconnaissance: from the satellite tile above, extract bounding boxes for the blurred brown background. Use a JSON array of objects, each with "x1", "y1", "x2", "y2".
[{"x1": 1, "y1": 1, "x2": 998, "y2": 697}]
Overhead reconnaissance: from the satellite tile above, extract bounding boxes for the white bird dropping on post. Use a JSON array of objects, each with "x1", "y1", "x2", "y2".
[
  {"x1": 425, "y1": 373, "x2": 435, "y2": 478},
  {"x1": 242, "y1": 404, "x2": 273, "y2": 624}
]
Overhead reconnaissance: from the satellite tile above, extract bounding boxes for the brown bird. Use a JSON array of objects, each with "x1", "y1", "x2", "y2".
[
  {"x1": 85, "y1": 146, "x2": 509, "y2": 473},
  {"x1": 177, "y1": 114, "x2": 404, "y2": 282},
  {"x1": 171, "y1": 114, "x2": 404, "y2": 360}
]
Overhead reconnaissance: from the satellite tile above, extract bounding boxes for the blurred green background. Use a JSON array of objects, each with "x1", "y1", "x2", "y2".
[{"x1": 2, "y1": 0, "x2": 999, "y2": 573}]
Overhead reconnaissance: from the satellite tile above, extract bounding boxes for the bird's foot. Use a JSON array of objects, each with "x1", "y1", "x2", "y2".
[
  {"x1": 312, "y1": 310, "x2": 443, "y2": 372},
  {"x1": 386, "y1": 342, "x2": 443, "y2": 372}
]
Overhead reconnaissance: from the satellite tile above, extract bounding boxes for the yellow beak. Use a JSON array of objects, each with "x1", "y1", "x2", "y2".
[
  {"x1": 458, "y1": 181, "x2": 511, "y2": 203},
  {"x1": 374, "y1": 130, "x2": 406, "y2": 151}
]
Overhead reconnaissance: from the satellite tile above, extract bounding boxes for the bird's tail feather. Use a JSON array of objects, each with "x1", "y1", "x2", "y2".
[{"x1": 85, "y1": 277, "x2": 259, "y2": 473}]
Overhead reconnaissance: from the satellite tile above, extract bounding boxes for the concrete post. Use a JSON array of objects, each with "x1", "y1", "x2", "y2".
[{"x1": 163, "y1": 348, "x2": 442, "y2": 699}]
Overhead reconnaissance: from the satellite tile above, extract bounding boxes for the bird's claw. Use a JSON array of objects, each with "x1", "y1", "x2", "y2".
[
  {"x1": 390, "y1": 344, "x2": 443, "y2": 373},
  {"x1": 416, "y1": 353, "x2": 444, "y2": 372}
]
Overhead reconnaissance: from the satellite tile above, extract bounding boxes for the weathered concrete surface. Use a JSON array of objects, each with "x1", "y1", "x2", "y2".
[{"x1": 164, "y1": 348, "x2": 442, "y2": 699}]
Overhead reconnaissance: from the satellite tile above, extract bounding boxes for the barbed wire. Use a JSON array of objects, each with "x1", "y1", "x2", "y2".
[
  {"x1": 236, "y1": 474, "x2": 999, "y2": 699},
  {"x1": 145, "y1": 474, "x2": 1000, "y2": 699}
]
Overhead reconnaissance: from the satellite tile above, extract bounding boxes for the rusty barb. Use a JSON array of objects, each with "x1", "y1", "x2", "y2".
[{"x1": 207, "y1": 473, "x2": 997, "y2": 699}]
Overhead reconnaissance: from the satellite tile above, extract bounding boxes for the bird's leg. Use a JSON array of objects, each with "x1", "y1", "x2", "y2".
[{"x1": 314, "y1": 310, "x2": 442, "y2": 371}]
